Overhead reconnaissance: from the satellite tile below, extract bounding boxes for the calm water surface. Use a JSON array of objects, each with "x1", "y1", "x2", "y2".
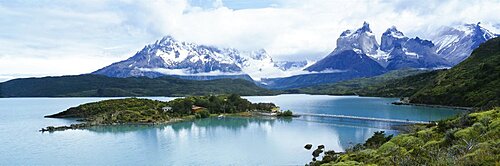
[{"x1": 0, "y1": 94, "x2": 463, "y2": 165}]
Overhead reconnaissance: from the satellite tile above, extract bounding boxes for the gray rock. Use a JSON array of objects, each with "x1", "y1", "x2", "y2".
[{"x1": 304, "y1": 144, "x2": 313, "y2": 150}]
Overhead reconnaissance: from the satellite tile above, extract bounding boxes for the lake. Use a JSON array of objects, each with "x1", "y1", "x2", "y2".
[{"x1": 0, "y1": 94, "x2": 463, "y2": 165}]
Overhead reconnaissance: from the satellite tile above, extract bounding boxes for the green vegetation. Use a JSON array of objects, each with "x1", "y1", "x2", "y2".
[
  {"x1": 294, "y1": 68, "x2": 430, "y2": 95},
  {"x1": 44, "y1": 94, "x2": 279, "y2": 127},
  {"x1": 359, "y1": 70, "x2": 442, "y2": 97},
  {"x1": 46, "y1": 98, "x2": 171, "y2": 124},
  {"x1": 409, "y1": 37, "x2": 500, "y2": 109},
  {"x1": 277, "y1": 110, "x2": 293, "y2": 117},
  {"x1": 310, "y1": 107, "x2": 500, "y2": 166},
  {"x1": 194, "y1": 109, "x2": 210, "y2": 119},
  {"x1": 0, "y1": 74, "x2": 276, "y2": 97}
]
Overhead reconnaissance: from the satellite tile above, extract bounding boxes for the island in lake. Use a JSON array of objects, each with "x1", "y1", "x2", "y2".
[{"x1": 41, "y1": 94, "x2": 293, "y2": 132}]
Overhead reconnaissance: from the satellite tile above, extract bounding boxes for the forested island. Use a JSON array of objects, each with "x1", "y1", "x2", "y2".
[{"x1": 41, "y1": 94, "x2": 292, "y2": 132}]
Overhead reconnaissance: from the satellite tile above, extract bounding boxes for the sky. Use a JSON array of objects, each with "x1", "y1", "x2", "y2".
[{"x1": 0, "y1": 0, "x2": 499, "y2": 82}]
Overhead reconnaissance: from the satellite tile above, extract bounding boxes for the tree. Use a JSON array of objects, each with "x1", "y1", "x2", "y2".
[
  {"x1": 278, "y1": 110, "x2": 293, "y2": 117},
  {"x1": 363, "y1": 131, "x2": 393, "y2": 149}
]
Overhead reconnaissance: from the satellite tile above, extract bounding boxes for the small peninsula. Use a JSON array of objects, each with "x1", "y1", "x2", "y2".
[{"x1": 41, "y1": 94, "x2": 288, "y2": 132}]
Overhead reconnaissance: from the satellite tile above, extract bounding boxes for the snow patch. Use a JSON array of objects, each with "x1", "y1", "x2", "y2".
[
  {"x1": 367, "y1": 49, "x2": 389, "y2": 61},
  {"x1": 352, "y1": 48, "x2": 363, "y2": 54},
  {"x1": 434, "y1": 35, "x2": 460, "y2": 52}
]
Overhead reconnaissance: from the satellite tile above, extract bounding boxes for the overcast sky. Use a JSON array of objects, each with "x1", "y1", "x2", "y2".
[{"x1": 0, "y1": 0, "x2": 499, "y2": 82}]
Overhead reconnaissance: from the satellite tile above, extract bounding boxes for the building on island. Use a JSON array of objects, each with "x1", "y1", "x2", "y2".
[
  {"x1": 191, "y1": 105, "x2": 206, "y2": 113},
  {"x1": 162, "y1": 106, "x2": 172, "y2": 112}
]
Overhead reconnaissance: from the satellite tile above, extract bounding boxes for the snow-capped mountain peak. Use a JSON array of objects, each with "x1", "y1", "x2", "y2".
[
  {"x1": 380, "y1": 26, "x2": 409, "y2": 52},
  {"x1": 357, "y1": 21, "x2": 373, "y2": 33},
  {"x1": 385, "y1": 26, "x2": 406, "y2": 39},
  {"x1": 93, "y1": 35, "x2": 289, "y2": 81},
  {"x1": 248, "y1": 49, "x2": 272, "y2": 61},
  {"x1": 431, "y1": 22, "x2": 496, "y2": 65},
  {"x1": 314, "y1": 23, "x2": 450, "y2": 71},
  {"x1": 92, "y1": 22, "x2": 496, "y2": 86},
  {"x1": 335, "y1": 22, "x2": 379, "y2": 56}
]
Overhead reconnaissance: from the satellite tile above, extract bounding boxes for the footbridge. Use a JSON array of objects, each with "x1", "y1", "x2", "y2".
[{"x1": 295, "y1": 113, "x2": 432, "y2": 124}]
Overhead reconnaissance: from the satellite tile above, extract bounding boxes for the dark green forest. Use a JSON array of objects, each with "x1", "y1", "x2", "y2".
[{"x1": 0, "y1": 75, "x2": 276, "y2": 97}]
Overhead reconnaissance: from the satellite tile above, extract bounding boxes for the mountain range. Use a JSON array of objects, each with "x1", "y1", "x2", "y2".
[
  {"x1": 91, "y1": 22, "x2": 497, "y2": 89},
  {"x1": 296, "y1": 36, "x2": 499, "y2": 109},
  {"x1": 3, "y1": 37, "x2": 498, "y2": 106},
  {"x1": 92, "y1": 36, "x2": 300, "y2": 81},
  {"x1": 261, "y1": 22, "x2": 496, "y2": 88}
]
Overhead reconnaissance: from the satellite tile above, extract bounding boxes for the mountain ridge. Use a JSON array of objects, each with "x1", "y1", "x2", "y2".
[
  {"x1": 431, "y1": 22, "x2": 497, "y2": 65},
  {"x1": 92, "y1": 36, "x2": 285, "y2": 81}
]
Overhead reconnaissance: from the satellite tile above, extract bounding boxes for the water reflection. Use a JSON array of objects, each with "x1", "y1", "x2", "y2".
[
  {"x1": 82, "y1": 116, "x2": 398, "y2": 153},
  {"x1": 85, "y1": 117, "x2": 288, "y2": 134}
]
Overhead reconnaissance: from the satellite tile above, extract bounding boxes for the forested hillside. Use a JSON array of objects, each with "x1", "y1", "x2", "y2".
[{"x1": 0, "y1": 75, "x2": 275, "y2": 97}]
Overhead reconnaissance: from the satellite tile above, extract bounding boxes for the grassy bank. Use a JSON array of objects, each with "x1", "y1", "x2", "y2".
[{"x1": 309, "y1": 107, "x2": 500, "y2": 165}]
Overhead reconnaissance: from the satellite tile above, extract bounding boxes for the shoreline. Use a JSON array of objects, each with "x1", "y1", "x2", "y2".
[
  {"x1": 391, "y1": 101, "x2": 473, "y2": 111},
  {"x1": 40, "y1": 112, "x2": 289, "y2": 133},
  {"x1": 40, "y1": 117, "x2": 191, "y2": 133}
]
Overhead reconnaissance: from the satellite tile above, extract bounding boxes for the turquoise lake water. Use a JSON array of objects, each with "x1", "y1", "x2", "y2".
[{"x1": 0, "y1": 94, "x2": 463, "y2": 165}]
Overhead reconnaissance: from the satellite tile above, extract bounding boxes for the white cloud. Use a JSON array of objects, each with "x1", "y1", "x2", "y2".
[
  {"x1": 0, "y1": 0, "x2": 499, "y2": 81},
  {"x1": 113, "y1": 0, "x2": 500, "y2": 60},
  {"x1": 0, "y1": 55, "x2": 123, "y2": 82}
]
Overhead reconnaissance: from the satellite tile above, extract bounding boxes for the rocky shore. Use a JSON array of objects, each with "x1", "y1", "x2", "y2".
[
  {"x1": 40, "y1": 123, "x2": 90, "y2": 132},
  {"x1": 40, "y1": 117, "x2": 188, "y2": 133}
]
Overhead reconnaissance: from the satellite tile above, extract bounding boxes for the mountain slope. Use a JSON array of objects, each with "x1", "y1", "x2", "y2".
[
  {"x1": 305, "y1": 50, "x2": 386, "y2": 75},
  {"x1": 359, "y1": 70, "x2": 442, "y2": 97},
  {"x1": 379, "y1": 27, "x2": 450, "y2": 70},
  {"x1": 0, "y1": 75, "x2": 276, "y2": 97},
  {"x1": 385, "y1": 37, "x2": 450, "y2": 70},
  {"x1": 94, "y1": 36, "x2": 243, "y2": 77},
  {"x1": 410, "y1": 37, "x2": 500, "y2": 109},
  {"x1": 432, "y1": 22, "x2": 496, "y2": 65},
  {"x1": 293, "y1": 69, "x2": 431, "y2": 95},
  {"x1": 261, "y1": 50, "x2": 387, "y2": 89},
  {"x1": 334, "y1": 22, "x2": 380, "y2": 56},
  {"x1": 274, "y1": 61, "x2": 308, "y2": 70},
  {"x1": 261, "y1": 72, "x2": 381, "y2": 90},
  {"x1": 92, "y1": 36, "x2": 281, "y2": 80}
]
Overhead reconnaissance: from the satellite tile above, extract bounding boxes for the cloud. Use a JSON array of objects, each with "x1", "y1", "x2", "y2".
[
  {"x1": 127, "y1": 0, "x2": 500, "y2": 59},
  {"x1": 0, "y1": 0, "x2": 499, "y2": 81}
]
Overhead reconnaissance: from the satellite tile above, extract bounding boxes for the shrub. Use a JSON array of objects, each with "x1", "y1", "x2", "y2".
[
  {"x1": 198, "y1": 109, "x2": 210, "y2": 118},
  {"x1": 363, "y1": 131, "x2": 393, "y2": 149},
  {"x1": 278, "y1": 110, "x2": 293, "y2": 117}
]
